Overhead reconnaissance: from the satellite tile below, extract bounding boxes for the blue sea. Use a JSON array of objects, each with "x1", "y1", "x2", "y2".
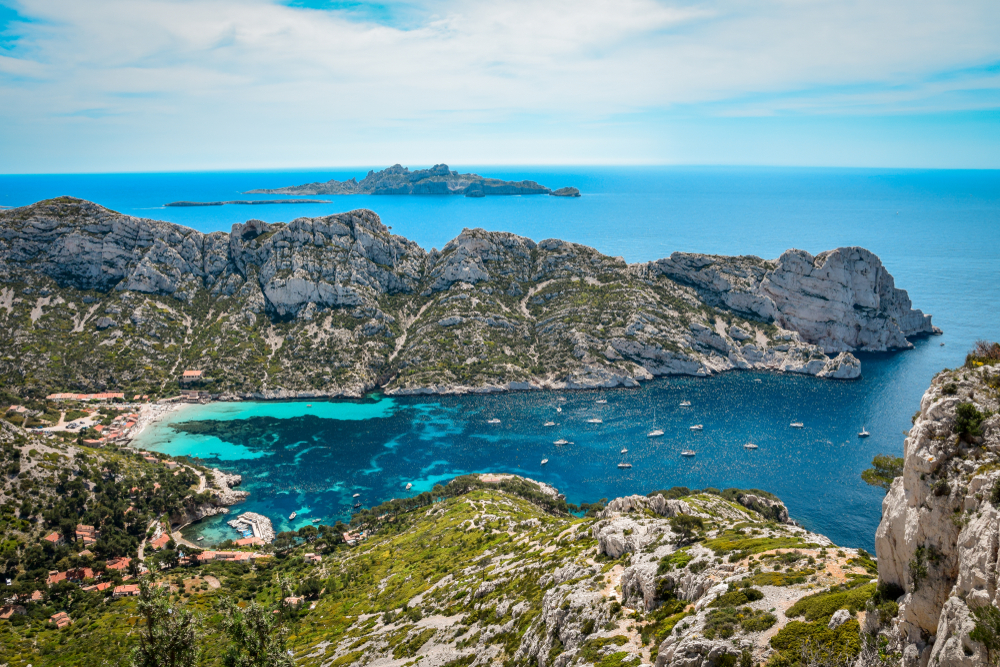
[{"x1": 3, "y1": 166, "x2": 999, "y2": 550}]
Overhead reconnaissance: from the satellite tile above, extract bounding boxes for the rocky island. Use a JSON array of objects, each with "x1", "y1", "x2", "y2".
[
  {"x1": 0, "y1": 197, "x2": 939, "y2": 399},
  {"x1": 246, "y1": 163, "x2": 582, "y2": 197}
]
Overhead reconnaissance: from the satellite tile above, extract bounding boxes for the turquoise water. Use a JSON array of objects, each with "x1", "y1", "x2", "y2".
[{"x1": 4, "y1": 166, "x2": 1000, "y2": 549}]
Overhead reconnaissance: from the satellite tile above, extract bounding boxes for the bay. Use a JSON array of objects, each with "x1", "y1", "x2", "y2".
[{"x1": 4, "y1": 166, "x2": 999, "y2": 549}]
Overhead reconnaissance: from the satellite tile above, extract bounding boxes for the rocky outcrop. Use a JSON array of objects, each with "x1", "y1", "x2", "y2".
[
  {"x1": 875, "y1": 364, "x2": 1000, "y2": 666},
  {"x1": 0, "y1": 198, "x2": 936, "y2": 398},
  {"x1": 647, "y1": 247, "x2": 939, "y2": 353},
  {"x1": 246, "y1": 163, "x2": 579, "y2": 197}
]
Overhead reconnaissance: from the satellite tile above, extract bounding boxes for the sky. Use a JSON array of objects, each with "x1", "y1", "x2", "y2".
[{"x1": 0, "y1": 0, "x2": 999, "y2": 172}]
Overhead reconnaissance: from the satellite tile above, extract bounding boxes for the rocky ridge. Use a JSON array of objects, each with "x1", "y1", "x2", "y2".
[
  {"x1": 283, "y1": 478, "x2": 883, "y2": 667},
  {"x1": 0, "y1": 197, "x2": 937, "y2": 398},
  {"x1": 246, "y1": 163, "x2": 581, "y2": 197},
  {"x1": 875, "y1": 360, "x2": 1000, "y2": 667}
]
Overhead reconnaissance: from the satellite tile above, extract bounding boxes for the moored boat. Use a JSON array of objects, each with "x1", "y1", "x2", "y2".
[
  {"x1": 858, "y1": 427, "x2": 870, "y2": 437},
  {"x1": 647, "y1": 429, "x2": 664, "y2": 437},
  {"x1": 744, "y1": 442, "x2": 758, "y2": 449},
  {"x1": 681, "y1": 450, "x2": 696, "y2": 456},
  {"x1": 790, "y1": 422, "x2": 804, "y2": 428},
  {"x1": 289, "y1": 512, "x2": 297, "y2": 520},
  {"x1": 690, "y1": 424, "x2": 703, "y2": 431},
  {"x1": 487, "y1": 418, "x2": 501, "y2": 424},
  {"x1": 680, "y1": 400, "x2": 691, "y2": 407},
  {"x1": 544, "y1": 421, "x2": 556, "y2": 427},
  {"x1": 554, "y1": 439, "x2": 569, "y2": 445},
  {"x1": 586, "y1": 418, "x2": 603, "y2": 424},
  {"x1": 541, "y1": 458, "x2": 548, "y2": 465},
  {"x1": 617, "y1": 463, "x2": 632, "y2": 469}
]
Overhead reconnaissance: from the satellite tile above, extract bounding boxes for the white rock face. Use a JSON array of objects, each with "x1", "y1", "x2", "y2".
[
  {"x1": 649, "y1": 247, "x2": 938, "y2": 353},
  {"x1": 875, "y1": 365, "x2": 1000, "y2": 665}
]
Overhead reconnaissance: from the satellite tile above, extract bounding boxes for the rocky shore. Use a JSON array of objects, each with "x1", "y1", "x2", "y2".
[{"x1": 0, "y1": 197, "x2": 937, "y2": 399}]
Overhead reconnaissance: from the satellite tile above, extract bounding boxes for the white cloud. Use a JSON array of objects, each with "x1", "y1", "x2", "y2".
[{"x1": 0, "y1": 0, "x2": 998, "y2": 170}]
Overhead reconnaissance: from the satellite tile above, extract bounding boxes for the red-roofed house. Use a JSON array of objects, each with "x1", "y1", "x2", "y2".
[
  {"x1": 76, "y1": 524, "x2": 99, "y2": 545},
  {"x1": 149, "y1": 533, "x2": 171, "y2": 550},
  {"x1": 235, "y1": 537, "x2": 262, "y2": 547},
  {"x1": 106, "y1": 557, "x2": 131, "y2": 571},
  {"x1": 50, "y1": 611, "x2": 73, "y2": 628},
  {"x1": 42, "y1": 532, "x2": 63, "y2": 546},
  {"x1": 66, "y1": 567, "x2": 94, "y2": 582},
  {"x1": 113, "y1": 584, "x2": 140, "y2": 597},
  {"x1": 0, "y1": 605, "x2": 26, "y2": 619},
  {"x1": 31, "y1": 590, "x2": 43, "y2": 601},
  {"x1": 304, "y1": 553, "x2": 322, "y2": 564},
  {"x1": 82, "y1": 581, "x2": 112, "y2": 592},
  {"x1": 46, "y1": 571, "x2": 67, "y2": 586}
]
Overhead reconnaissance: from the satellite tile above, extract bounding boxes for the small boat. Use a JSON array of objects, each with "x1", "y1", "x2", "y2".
[
  {"x1": 306, "y1": 404, "x2": 312, "y2": 407},
  {"x1": 744, "y1": 442, "x2": 758, "y2": 450},
  {"x1": 790, "y1": 422, "x2": 804, "y2": 428},
  {"x1": 352, "y1": 493, "x2": 361, "y2": 498},
  {"x1": 196, "y1": 536, "x2": 204, "y2": 542},
  {"x1": 680, "y1": 401, "x2": 691, "y2": 407},
  {"x1": 405, "y1": 483, "x2": 412, "y2": 490},
  {"x1": 617, "y1": 463, "x2": 632, "y2": 469},
  {"x1": 289, "y1": 512, "x2": 297, "y2": 520},
  {"x1": 586, "y1": 418, "x2": 603, "y2": 424},
  {"x1": 690, "y1": 424, "x2": 703, "y2": 431},
  {"x1": 487, "y1": 418, "x2": 501, "y2": 424},
  {"x1": 753, "y1": 379, "x2": 762, "y2": 383},
  {"x1": 312, "y1": 518, "x2": 321, "y2": 523},
  {"x1": 554, "y1": 439, "x2": 569, "y2": 445},
  {"x1": 596, "y1": 399, "x2": 607, "y2": 404},
  {"x1": 647, "y1": 429, "x2": 664, "y2": 437},
  {"x1": 353, "y1": 502, "x2": 361, "y2": 509},
  {"x1": 620, "y1": 447, "x2": 628, "y2": 454},
  {"x1": 556, "y1": 407, "x2": 562, "y2": 413},
  {"x1": 681, "y1": 450, "x2": 696, "y2": 457},
  {"x1": 858, "y1": 428, "x2": 870, "y2": 438},
  {"x1": 540, "y1": 459, "x2": 549, "y2": 465},
  {"x1": 544, "y1": 421, "x2": 556, "y2": 427}
]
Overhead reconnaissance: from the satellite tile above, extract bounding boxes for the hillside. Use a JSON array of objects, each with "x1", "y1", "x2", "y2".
[
  {"x1": 245, "y1": 163, "x2": 581, "y2": 197},
  {"x1": 0, "y1": 462, "x2": 894, "y2": 667},
  {"x1": 0, "y1": 197, "x2": 937, "y2": 399}
]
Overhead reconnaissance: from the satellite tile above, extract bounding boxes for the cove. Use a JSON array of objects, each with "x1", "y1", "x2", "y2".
[{"x1": 133, "y1": 349, "x2": 935, "y2": 551}]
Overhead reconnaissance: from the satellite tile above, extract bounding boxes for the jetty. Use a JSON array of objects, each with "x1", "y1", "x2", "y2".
[{"x1": 227, "y1": 512, "x2": 275, "y2": 544}]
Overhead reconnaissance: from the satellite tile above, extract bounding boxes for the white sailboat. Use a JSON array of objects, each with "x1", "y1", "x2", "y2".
[
  {"x1": 790, "y1": 422, "x2": 804, "y2": 428},
  {"x1": 680, "y1": 400, "x2": 691, "y2": 407},
  {"x1": 554, "y1": 439, "x2": 569, "y2": 445},
  {"x1": 620, "y1": 447, "x2": 628, "y2": 454},
  {"x1": 744, "y1": 442, "x2": 758, "y2": 449},
  {"x1": 647, "y1": 408, "x2": 664, "y2": 437},
  {"x1": 544, "y1": 421, "x2": 556, "y2": 427},
  {"x1": 617, "y1": 463, "x2": 632, "y2": 469},
  {"x1": 487, "y1": 418, "x2": 501, "y2": 424},
  {"x1": 586, "y1": 418, "x2": 603, "y2": 424},
  {"x1": 540, "y1": 458, "x2": 549, "y2": 465},
  {"x1": 858, "y1": 427, "x2": 870, "y2": 437},
  {"x1": 681, "y1": 450, "x2": 696, "y2": 457},
  {"x1": 690, "y1": 424, "x2": 703, "y2": 431},
  {"x1": 405, "y1": 483, "x2": 412, "y2": 490}
]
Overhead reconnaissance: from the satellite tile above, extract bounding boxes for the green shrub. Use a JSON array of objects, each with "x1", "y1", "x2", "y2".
[
  {"x1": 711, "y1": 587, "x2": 765, "y2": 608},
  {"x1": 769, "y1": 619, "x2": 861, "y2": 666},
  {"x1": 785, "y1": 584, "x2": 876, "y2": 623},
  {"x1": 955, "y1": 403, "x2": 987, "y2": 439},
  {"x1": 942, "y1": 383, "x2": 958, "y2": 395}
]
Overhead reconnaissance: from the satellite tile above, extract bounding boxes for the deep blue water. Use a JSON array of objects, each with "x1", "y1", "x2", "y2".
[{"x1": 3, "y1": 166, "x2": 999, "y2": 550}]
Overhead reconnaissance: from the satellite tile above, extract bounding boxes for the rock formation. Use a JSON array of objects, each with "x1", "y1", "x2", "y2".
[
  {"x1": 245, "y1": 163, "x2": 580, "y2": 197},
  {"x1": 0, "y1": 197, "x2": 937, "y2": 398},
  {"x1": 875, "y1": 362, "x2": 1000, "y2": 667}
]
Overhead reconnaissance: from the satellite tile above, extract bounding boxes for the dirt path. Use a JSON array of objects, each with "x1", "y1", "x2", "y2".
[{"x1": 388, "y1": 301, "x2": 433, "y2": 364}]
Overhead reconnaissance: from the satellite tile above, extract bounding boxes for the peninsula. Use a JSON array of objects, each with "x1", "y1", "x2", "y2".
[
  {"x1": 245, "y1": 163, "x2": 582, "y2": 197},
  {"x1": 0, "y1": 197, "x2": 938, "y2": 400}
]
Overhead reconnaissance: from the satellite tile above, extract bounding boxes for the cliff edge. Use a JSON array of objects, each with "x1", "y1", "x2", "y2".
[{"x1": 876, "y1": 349, "x2": 1000, "y2": 666}]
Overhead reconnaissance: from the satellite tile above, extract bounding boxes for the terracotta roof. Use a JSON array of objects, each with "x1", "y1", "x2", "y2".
[{"x1": 113, "y1": 584, "x2": 140, "y2": 597}]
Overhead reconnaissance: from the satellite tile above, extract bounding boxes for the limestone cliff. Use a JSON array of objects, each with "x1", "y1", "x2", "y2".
[
  {"x1": 0, "y1": 197, "x2": 937, "y2": 398},
  {"x1": 876, "y1": 361, "x2": 1000, "y2": 667}
]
